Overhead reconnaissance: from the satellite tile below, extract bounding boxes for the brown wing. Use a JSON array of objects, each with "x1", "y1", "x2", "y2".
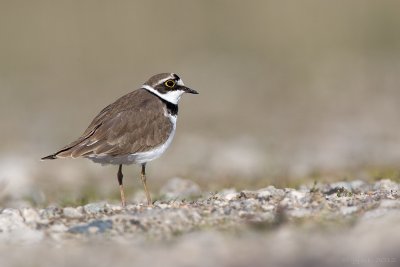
[{"x1": 44, "y1": 89, "x2": 173, "y2": 159}]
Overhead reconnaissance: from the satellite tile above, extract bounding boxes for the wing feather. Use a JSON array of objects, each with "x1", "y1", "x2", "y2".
[{"x1": 51, "y1": 89, "x2": 173, "y2": 159}]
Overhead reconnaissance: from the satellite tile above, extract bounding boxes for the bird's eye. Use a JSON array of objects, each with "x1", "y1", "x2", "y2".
[{"x1": 165, "y1": 80, "x2": 176, "y2": 88}]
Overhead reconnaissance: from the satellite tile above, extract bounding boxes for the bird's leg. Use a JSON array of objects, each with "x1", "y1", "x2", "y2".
[
  {"x1": 117, "y1": 164, "x2": 126, "y2": 207},
  {"x1": 140, "y1": 163, "x2": 152, "y2": 206}
]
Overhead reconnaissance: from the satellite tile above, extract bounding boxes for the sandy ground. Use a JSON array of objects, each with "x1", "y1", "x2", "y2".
[{"x1": 0, "y1": 179, "x2": 399, "y2": 267}]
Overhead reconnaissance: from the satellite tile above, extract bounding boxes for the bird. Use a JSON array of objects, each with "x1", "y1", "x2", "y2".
[{"x1": 42, "y1": 73, "x2": 198, "y2": 207}]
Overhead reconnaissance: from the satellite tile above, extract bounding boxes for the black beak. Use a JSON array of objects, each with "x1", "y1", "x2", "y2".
[{"x1": 182, "y1": 86, "x2": 199, "y2": 94}]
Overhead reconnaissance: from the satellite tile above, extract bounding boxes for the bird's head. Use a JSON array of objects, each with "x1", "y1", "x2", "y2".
[{"x1": 142, "y1": 73, "x2": 198, "y2": 104}]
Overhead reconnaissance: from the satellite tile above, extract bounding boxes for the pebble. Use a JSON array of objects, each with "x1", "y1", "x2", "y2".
[
  {"x1": 330, "y1": 181, "x2": 352, "y2": 192},
  {"x1": 257, "y1": 189, "x2": 272, "y2": 199},
  {"x1": 223, "y1": 192, "x2": 240, "y2": 201},
  {"x1": 83, "y1": 202, "x2": 108, "y2": 214},
  {"x1": 0, "y1": 208, "x2": 26, "y2": 232},
  {"x1": 0, "y1": 208, "x2": 44, "y2": 244},
  {"x1": 258, "y1": 186, "x2": 285, "y2": 198},
  {"x1": 68, "y1": 220, "x2": 113, "y2": 234},
  {"x1": 20, "y1": 208, "x2": 40, "y2": 225},
  {"x1": 373, "y1": 179, "x2": 399, "y2": 192},
  {"x1": 40, "y1": 206, "x2": 61, "y2": 220},
  {"x1": 349, "y1": 180, "x2": 368, "y2": 192},
  {"x1": 217, "y1": 188, "x2": 239, "y2": 201},
  {"x1": 63, "y1": 207, "x2": 84, "y2": 219},
  {"x1": 286, "y1": 190, "x2": 306, "y2": 201},
  {"x1": 239, "y1": 190, "x2": 258, "y2": 199},
  {"x1": 155, "y1": 202, "x2": 169, "y2": 209}
]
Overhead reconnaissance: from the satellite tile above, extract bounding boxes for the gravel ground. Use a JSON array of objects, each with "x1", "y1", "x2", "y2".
[{"x1": 0, "y1": 178, "x2": 399, "y2": 267}]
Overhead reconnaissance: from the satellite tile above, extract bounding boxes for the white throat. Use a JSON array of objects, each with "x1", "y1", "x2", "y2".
[{"x1": 141, "y1": 85, "x2": 184, "y2": 105}]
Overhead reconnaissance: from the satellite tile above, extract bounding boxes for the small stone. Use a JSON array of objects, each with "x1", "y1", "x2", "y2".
[
  {"x1": 224, "y1": 192, "x2": 240, "y2": 201},
  {"x1": 330, "y1": 182, "x2": 352, "y2": 192},
  {"x1": 373, "y1": 179, "x2": 399, "y2": 192},
  {"x1": 40, "y1": 206, "x2": 61, "y2": 220},
  {"x1": 223, "y1": 206, "x2": 231, "y2": 215},
  {"x1": 0, "y1": 208, "x2": 26, "y2": 232},
  {"x1": 241, "y1": 198, "x2": 259, "y2": 210},
  {"x1": 107, "y1": 204, "x2": 123, "y2": 212},
  {"x1": 280, "y1": 190, "x2": 307, "y2": 207},
  {"x1": 160, "y1": 177, "x2": 201, "y2": 200},
  {"x1": 0, "y1": 208, "x2": 44, "y2": 243},
  {"x1": 239, "y1": 190, "x2": 258, "y2": 199},
  {"x1": 68, "y1": 219, "x2": 113, "y2": 234},
  {"x1": 83, "y1": 202, "x2": 107, "y2": 214},
  {"x1": 258, "y1": 186, "x2": 285, "y2": 198},
  {"x1": 63, "y1": 207, "x2": 84, "y2": 219},
  {"x1": 349, "y1": 180, "x2": 368, "y2": 192},
  {"x1": 156, "y1": 203, "x2": 169, "y2": 209},
  {"x1": 76, "y1": 206, "x2": 84, "y2": 213},
  {"x1": 216, "y1": 188, "x2": 238, "y2": 201},
  {"x1": 20, "y1": 208, "x2": 40, "y2": 225},
  {"x1": 287, "y1": 190, "x2": 306, "y2": 201},
  {"x1": 257, "y1": 190, "x2": 272, "y2": 200}
]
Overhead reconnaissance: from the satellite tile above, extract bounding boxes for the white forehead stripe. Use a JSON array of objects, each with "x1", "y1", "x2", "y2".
[
  {"x1": 177, "y1": 79, "x2": 184, "y2": 86},
  {"x1": 141, "y1": 85, "x2": 184, "y2": 105},
  {"x1": 154, "y1": 74, "x2": 184, "y2": 87},
  {"x1": 157, "y1": 76, "x2": 174, "y2": 85}
]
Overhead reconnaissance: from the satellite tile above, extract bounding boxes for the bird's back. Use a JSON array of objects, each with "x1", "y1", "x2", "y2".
[{"x1": 44, "y1": 89, "x2": 174, "y2": 161}]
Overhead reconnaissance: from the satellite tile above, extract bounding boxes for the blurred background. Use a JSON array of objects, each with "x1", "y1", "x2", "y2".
[{"x1": 1, "y1": 0, "x2": 400, "y2": 205}]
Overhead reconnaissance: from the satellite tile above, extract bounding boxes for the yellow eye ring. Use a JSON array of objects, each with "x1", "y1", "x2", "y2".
[{"x1": 165, "y1": 80, "x2": 176, "y2": 88}]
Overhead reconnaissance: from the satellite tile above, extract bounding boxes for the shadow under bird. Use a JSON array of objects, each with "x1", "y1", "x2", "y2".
[{"x1": 42, "y1": 73, "x2": 198, "y2": 206}]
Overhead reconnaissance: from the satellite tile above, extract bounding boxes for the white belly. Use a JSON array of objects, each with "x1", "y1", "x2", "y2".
[{"x1": 87, "y1": 115, "x2": 177, "y2": 165}]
